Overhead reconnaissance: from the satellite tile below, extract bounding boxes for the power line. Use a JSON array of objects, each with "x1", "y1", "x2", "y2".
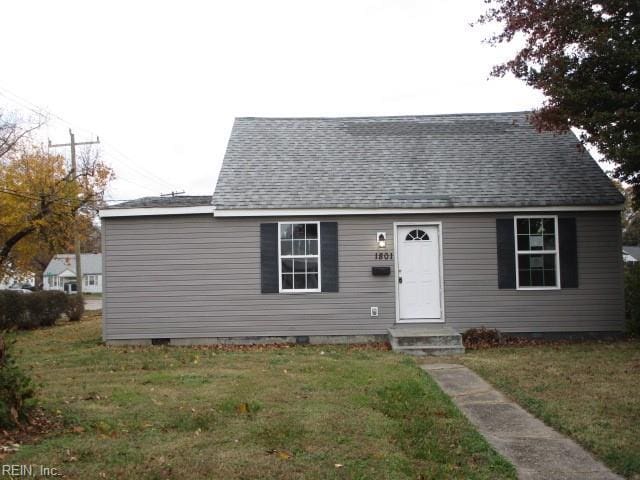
[
  {"x1": 114, "y1": 176, "x2": 160, "y2": 194},
  {"x1": 100, "y1": 144, "x2": 175, "y2": 189},
  {"x1": 0, "y1": 83, "x2": 179, "y2": 192},
  {"x1": 0, "y1": 188, "x2": 40, "y2": 201},
  {"x1": 0, "y1": 84, "x2": 94, "y2": 137}
]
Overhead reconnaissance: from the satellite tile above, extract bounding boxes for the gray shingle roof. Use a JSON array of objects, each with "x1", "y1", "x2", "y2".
[
  {"x1": 104, "y1": 196, "x2": 213, "y2": 209},
  {"x1": 623, "y1": 246, "x2": 640, "y2": 261},
  {"x1": 44, "y1": 254, "x2": 102, "y2": 276},
  {"x1": 212, "y1": 112, "x2": 623, "y2": 209}
]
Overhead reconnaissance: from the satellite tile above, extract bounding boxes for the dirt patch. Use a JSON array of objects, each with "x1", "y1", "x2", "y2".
[{"x1": 0, "y1": 408, "x2": 63, "y2": 460}]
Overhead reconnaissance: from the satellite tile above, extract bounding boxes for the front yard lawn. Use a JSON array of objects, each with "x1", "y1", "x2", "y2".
[
  {"x1": 460, "y1": 341, "x2": 640, "y2": 479},
  {"x1": 6, "y1": 315, "x2": 515, "y2": 479}
]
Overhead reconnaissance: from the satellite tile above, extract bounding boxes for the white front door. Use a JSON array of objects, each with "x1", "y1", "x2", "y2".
[{"x1": 397, "y1": 225, "x2": 442, "y2": 322}]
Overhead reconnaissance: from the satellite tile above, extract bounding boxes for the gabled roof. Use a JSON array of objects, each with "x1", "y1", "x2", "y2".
[
  {"x1": 212, "y1": 112, "x2": 623, "y2": 210},
  {"x1": 623, "y1": 245, "x2": 640, "y2": 261},
  {"x1": 44, "y1": 254, "x2": 102, "y2": 276}
]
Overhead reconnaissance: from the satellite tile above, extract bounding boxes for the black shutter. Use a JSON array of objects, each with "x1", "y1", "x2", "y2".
[
  {"x1": 320, "y1": 222, "x2": 339, "y2": 292},
  {"x1": 558, "y1": 217, "x2": 578, "y2": 288},
  {"x1": 260, "y1": 223, "x2": 279, "y2": 293},
  {"x1": 496, "y1": 218, "x2": 516, "y2": 289}
]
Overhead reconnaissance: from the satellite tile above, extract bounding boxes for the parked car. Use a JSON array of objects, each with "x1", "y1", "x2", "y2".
[{"x1": 8, "y1": 287, "x2": 32, "y2": 294}]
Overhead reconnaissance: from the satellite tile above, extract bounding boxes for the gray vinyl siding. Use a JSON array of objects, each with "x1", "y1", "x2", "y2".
[{"x1": 102, "y1": 211, "x2": 624, "y2": 340}]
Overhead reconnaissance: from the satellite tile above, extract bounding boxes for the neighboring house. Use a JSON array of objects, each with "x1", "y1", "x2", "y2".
[
  {"x1": 0, "y1": 274, "x2": 35, "y2": 290},
  {"x1": 99, "y1": 112, "x2": 625, "y2": 348},
  {"x1": 43, "y1": 253, "x2": 103, "y2": 293},
  {"x1": 623, "y1": 245, "x2": 640, "y2": 264}
]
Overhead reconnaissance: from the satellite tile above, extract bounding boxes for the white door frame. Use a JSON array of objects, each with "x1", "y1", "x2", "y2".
[{"x1": 393, "y1": 221, "x2": 446, "y2": 323}]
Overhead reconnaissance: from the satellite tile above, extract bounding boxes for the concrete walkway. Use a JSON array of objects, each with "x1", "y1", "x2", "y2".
[{"x1": 422, "y1": 364, "x2": 622, "y2": 480}]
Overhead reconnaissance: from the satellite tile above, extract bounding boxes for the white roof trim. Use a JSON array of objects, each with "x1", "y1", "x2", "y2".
[
  {"x1": 99, "y1": 205, "x2": 215, "y2": 218},
  {"x1": 213, "y1": 205, "x2": 623, "y2": 217},
  {"x1": 99, "y1": 204, "x2": 623, "y2": 218}
]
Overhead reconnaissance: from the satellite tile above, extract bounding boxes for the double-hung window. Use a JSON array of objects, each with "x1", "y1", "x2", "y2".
[
  {"x1": 515, "y1": 216, "x2": 560, "y2": 289},
  {"x1": 279, "y1": 222, "x2": 321, "y2": 292}
]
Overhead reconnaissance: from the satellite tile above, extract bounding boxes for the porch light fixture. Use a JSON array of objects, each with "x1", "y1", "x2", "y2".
[{"x1": 377, "y1": 232, "x2": 387, "y2": 248}]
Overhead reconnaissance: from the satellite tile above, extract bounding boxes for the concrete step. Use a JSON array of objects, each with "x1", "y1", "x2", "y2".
[
  {"x1": 391, "y1": 334, "x2": 463, "y2": 348},
  {"x1": 395, "y1": 345, "x2": 466, "y2": 356},
  {"x1": 388, "y1": 325, "x2": 465, "y2": 356}
]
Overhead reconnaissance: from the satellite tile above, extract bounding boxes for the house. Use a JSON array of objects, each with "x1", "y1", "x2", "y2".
[
  {"x1": 623, "y1": 246, "x2": 640, "y2": 264},
  {"x1": 43, "y1": 253, "x2": 103, "y2": 293},
  {"x1": 99, "y1": 112, "x2": 625, "y2": 351},
  {"x1": 0, "y1": 274, "x2": 35, "y2": 290}
]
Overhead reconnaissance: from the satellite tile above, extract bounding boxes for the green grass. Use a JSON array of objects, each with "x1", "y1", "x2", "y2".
[
  {"x1": 458, "y1": 341, "x2": 640, "y2": 479},
  {"x1": 8, "y1": 315, "x2": 515, "y2": 479}
]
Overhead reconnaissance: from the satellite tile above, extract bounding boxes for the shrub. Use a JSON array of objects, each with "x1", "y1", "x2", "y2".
[
  {"x1": 0, "y1": 335, "x2": 36, "y2": 427},
  {"x1": 0, "y1": 290, "x2": 68, "y2": 330},
  {"x1": 65, "y1": 294, "x2": 85, "y2": 322},
  {"x1": 624, "y1": 264, "x2": 640, "y2": 336},
  {"x1": 23, "y1": 291, "x2": 68, "y2": 328},
  {"x1": 462, "y1": 327, "x2": 503, "y2": 349},
  {"x1": 0, "y1": 291, "x2": 26, "y2": 330}
]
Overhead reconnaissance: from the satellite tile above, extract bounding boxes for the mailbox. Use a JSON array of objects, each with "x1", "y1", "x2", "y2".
[{"x1": 372, "y1": 266, "x2": 391, "y2": 276}]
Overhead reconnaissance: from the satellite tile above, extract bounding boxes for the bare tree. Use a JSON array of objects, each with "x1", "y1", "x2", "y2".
[{"x1": 0, "y1": 110, "x2": 44, "y2": 160}]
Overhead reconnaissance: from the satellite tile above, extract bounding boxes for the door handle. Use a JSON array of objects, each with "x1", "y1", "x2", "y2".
[{"x1": 399, "y1": 276, "x2": 402, "y2": 284}]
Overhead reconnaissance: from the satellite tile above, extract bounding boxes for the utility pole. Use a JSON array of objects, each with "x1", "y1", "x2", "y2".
[
  {"x1": 49, "y1": 129, "x2": 100, "y2": 297},
  {"x1": 160, "y1": 190, "x2": 185, "y2": 197}
]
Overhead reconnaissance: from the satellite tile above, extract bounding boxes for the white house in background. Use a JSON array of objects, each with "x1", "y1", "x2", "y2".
[
  {"x1": 43, "y1": 253, "x2": 102, "y2": 293},
  {"x1": 0, "y1": 274, "x2": 35, "y2": 290},
  {"x1": 623, "y1": 245, "x2": 640, "y2": 264}
]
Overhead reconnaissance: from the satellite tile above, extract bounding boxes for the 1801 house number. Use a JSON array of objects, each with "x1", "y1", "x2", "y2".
[{"x1": 374, "y1": 252, "x2": 393, "y2": 260}]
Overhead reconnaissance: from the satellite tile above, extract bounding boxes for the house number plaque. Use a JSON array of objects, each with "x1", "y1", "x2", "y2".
[{"x1": 374, "y1": 252, "x2": 393, "y2": 260}]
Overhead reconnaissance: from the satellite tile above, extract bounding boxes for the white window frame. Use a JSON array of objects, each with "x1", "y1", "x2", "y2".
[
  {"x1": 85, "y1": 274, "x2": 97, "y2": 287},
  {"x1": 514, "y1": 215, "x2": 561, "y2": 290},
  {"x1": 277, "y1": 221, "x2": 322, "y2": 294}
]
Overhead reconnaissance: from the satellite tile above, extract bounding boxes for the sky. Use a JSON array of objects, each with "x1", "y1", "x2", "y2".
[{"x1": 0, "y1": 0, "x2": 546, "y2": 203}]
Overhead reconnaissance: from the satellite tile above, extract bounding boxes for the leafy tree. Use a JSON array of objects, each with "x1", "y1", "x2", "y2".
[
  {"x1": 621, "y1": 186, "x2": 640, "y2": 244},
  {"x1": 0, "y1": 149, "x2": 113, "y2": 279},
  {"x1": 477, "y1": 1, "x2": 640, "y2": 199},
  {"x1": 614, "y1": 181, "x2": 640, "y2": 243}
]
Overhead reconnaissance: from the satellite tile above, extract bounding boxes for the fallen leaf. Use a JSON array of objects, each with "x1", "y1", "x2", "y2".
[
  {"x1": 266, "y1": 449, "x2": 293, "y2": 460},
  {"x1": 335, "y1": 464, "x2": 344, "y2": 468},
  {"x1": 235, "y1": 402, "x2": 249, "y2": 414},
  {"x1": 72, "y1": 426, "x2": 85, "y2": 433}
]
